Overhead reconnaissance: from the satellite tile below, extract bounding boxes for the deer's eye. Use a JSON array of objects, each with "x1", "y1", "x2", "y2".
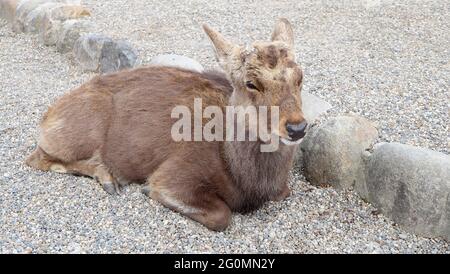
[{"x1": 245, "y1": 81, "x2": 259, "y2": 91}]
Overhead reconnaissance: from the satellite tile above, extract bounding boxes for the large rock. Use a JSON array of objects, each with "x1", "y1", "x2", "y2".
[
  {"x1": 73, "y1": 33, "x2": 112, "y2": 71},
  {"x1": 149, "y1": 54, "x2": 204, "y2": 73},
  {"x1": 56, "y1": 18, "x2": 94, "y2": 53},
  {"x1": 0, "y1": 0, "x2": 19, "y2": 24},
  {"x1": 299, "y1": 115, "x2": 378, "y2": 190},
  {"x1": 365, "y1": 143, "x2": 450, "y2": 241},
  {"x1": 13, "y1": 0, "x2": 80, "y2": 32},
  {"x1": 39, "y1": 13, "x2": 62, "y2": 45},
  {"x1": 38, "y1": 4, "x2": 90, "y2": 45},
  {"x1": 22, "y1": 2, "x2": 60, "y2": 33},
  {"x1": 14, "y1": 0, "x2": 54, "y2": 32},
  {"x1": 99, "y1": 39, "x2": 139, "y2": 73},
  {"x1": 25, "y1": 3, "x2": 90, "y2": 34}
]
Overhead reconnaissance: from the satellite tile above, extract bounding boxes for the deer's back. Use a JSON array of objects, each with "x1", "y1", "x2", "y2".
[{"x1": 84, "y1": 66, "x2": 233, "y2": 182}]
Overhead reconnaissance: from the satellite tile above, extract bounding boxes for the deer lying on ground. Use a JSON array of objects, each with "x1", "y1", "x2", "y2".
[{"x1": 26, "y1": 18, "x2": 307, "y2": 231}]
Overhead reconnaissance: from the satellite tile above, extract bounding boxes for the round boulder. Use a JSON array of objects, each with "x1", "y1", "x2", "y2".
[
  {"x1": 366, "y1": 142, "x2": 450, "y2": 241},
  {"x1": 56, "y1": 18, "x2": 95, "y2": 53},
  {"x1": 99, "y1": 39, "x2": 139, "y2": 73},
  {"x1": 300, "y1": 115, "x2": 378, "y2": 191},
  {"x1": 14, "y1": 0, "x2": 80, "y2": 32},
  {"x1": 23, "y1": 2, "x2": 61, "y2": 33},
  {"x1": 36, "y1": 3, "x2": 90, "y2": 46},
  {"x1": 73, "y1": 33, "x2": 112, "y2": 71},
  {"x1": 0, "y1": 0, "x2": 19, "y2": 24}
]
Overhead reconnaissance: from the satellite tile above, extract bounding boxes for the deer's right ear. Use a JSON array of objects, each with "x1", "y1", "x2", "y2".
[
  {"x1": 271, "y1": 18, "x2": 294, "y2": 48},
  {"x1": 203, "y1": 24, "x2": 235, "y2": 65}
]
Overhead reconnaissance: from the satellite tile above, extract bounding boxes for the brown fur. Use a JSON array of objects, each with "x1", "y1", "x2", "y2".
[{"x1": 26, "y1": 18, "x2": 306, "y2": 231}]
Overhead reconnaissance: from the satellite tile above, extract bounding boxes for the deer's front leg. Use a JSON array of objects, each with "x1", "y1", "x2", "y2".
[
  {"x1": 271, "y1": 183, "x2": 291, "y2": 202},
  {"x1": 141, "y1": 158, "x2": 231, "y2": 231}
]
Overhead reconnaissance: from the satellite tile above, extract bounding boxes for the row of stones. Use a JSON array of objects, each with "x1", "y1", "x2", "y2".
[
  {"x1": 297, "y1": 115, "x2": 450, "y2": 241},
  {"x1": 1, "y1": 0, "x2": 139, "y2": 73}
]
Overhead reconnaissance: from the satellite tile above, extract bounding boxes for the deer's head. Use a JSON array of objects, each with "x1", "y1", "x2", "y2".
[{"x1": 204, "y1": 18, "x2": 307, "y2": 144}]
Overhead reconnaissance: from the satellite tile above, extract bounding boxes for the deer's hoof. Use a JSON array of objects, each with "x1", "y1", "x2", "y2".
[
  {"x1": 102, "y1": 181, "x2": 121, "y2": 195},
  {"x1": 141, "y1": 185, "x2": 152, "y2": 197}
]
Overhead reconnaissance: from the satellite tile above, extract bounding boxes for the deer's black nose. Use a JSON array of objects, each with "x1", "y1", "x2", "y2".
[{"x1": 286, "y1": 121, "x2": 308, "y2": 141}]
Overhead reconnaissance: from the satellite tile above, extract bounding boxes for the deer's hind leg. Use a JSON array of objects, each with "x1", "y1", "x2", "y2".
[
  {"x1": 141, "y1": 157, "x2": 231, "y2": 231},
  {"x1": 26, "y1": 146, "x2": 62, "y2": 172},
  {"x1": 26, "y1": 147, "x2": 120, "y2": 195},
  {"x1": 64, "y1": 154, "x2": 121, "y2": 195},
  {"x1": 26, "y1": 87, "x2": 118, "y2": 193}
]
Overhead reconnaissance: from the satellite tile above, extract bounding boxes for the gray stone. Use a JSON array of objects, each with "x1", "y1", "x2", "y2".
[
  {"x1": 22, "y1": 2, "x2": 60, "y2": 33},
  {"x1": 14, "y1": 0, "x2": 52, "y2": 31},
  {"x1": 13, "y1": 0, "x2": 80, "y2": 32},
  {"x1": 149, "y1": 54, "x2": 204, "y2": 73},
  {"x1": 99, "y1": 40, "x2": 139, "y2": 73},
  {"x1": 301, "y1": 91, "x2": 332, "y2": 123},
  {"x1": 0, "y1": 0, "x2": 19, "y2": 24},
  {"x1": 365, "y1": 142, "x2": 450, "y2": 241},
  {"x1": 14, "y1": 0, "x2": 55, "y2": 32},
  {"x1": 299, "y1": 115, "x2": 378, "y2": 191},
  {"x1": 56, "y1": 18, "x2": 94, "y2": 53},
  {"x1": 73, "y1": 33, "x2": 112, "y2": 71},
  {"x1": 38, "y1": 14, "x2": 62, "y2": 45},
  {"x1": 29, "y1": 3, "x2": 90, "y2": 40},
  {"x1": 41, "y1": 3, "x2": 89, "y2": 21}
]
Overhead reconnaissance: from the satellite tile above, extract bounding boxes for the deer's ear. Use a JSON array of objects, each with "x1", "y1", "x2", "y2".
[
  {"x1": 271, "y1": 18, "x2": 294, "y2": 48},
  {"x1": 203, "y1": 24, "x2": 235, "y2": 64}
]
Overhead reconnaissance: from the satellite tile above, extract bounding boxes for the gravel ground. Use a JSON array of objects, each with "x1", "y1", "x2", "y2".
[{"x1": 0, "y1": 0, "x2": 449, "y2": 253}]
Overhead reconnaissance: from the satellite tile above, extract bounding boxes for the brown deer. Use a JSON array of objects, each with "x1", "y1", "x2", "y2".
[{"x1": 25, "y1": 18, "x2": 307, "y2": 231}]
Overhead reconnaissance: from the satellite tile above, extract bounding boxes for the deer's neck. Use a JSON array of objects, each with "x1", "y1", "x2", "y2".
[
  {"x1": 222, "y1": 137, "x2": 296, "y2": 213},
  {"x1": 220, "y1": 90, "x2": 296, "y2": 211}
]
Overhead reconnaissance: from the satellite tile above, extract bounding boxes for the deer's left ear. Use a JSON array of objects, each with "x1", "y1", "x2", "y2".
[
  {"x1": 203, "y1": 24, "x2": 236, "y2": 65},
  {"x1": 271, "y1": 18, "x2": 294, "y2": 48}
]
